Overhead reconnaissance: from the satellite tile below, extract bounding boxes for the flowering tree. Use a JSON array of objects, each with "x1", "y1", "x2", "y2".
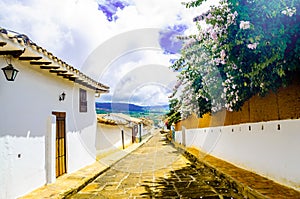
[
  {"x1": 165, "y1": 99, "x2": 181, "y2": 129},
  {"x1": 171, "y1": 0, "x2": 300, "y2": 118}
]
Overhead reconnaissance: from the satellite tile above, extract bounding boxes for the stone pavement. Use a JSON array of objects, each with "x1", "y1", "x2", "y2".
[
  {"x1": 182, "y1": 146, "x2": 300, "y2": 199},
  {"x1": 21, "y1": 131, "x2": 300, "y2": 199},
  {"x1": 19, "y1": 135, "x2": 153, "y2": 199},
  {"x1": 70, "y1": 132, "x2": 246, "y2": 198}
]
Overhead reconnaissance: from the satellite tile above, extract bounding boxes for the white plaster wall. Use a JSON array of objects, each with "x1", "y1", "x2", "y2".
[
  {"x1": 175, "y1": 130, "x2": 182, "y2": 144},
  {"x1": 67, "y1": 124, "x2": 97, "y2": 173},
  {"x1": 139, "y1": 124, "x2": 152, "y2": 138},
  {"x1": 174, "y1": 119, "x2": 300, "y2": 190},
  {"x1": 0, "y1": 58, "x2": 98, "y2": 198},
  {"x1": 96, "y1": 123, "x2": 132, "y2": 154},
  {"x1": 66, "y1": 90, "x2": 97, "y2": 173},
  {"x1": 141, "y1": 127, "x2": 151, "y2": 137},
  {"x1": 0, "y1": 136, "x2": 46, "y2": 199}
]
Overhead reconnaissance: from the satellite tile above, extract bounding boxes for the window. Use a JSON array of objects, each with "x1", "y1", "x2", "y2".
[{"x1": 79, "y1": 88, "x2": 87, "y2": 112}]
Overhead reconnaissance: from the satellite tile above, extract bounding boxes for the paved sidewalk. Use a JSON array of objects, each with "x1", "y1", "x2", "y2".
[
  {"x1": 70, "y1": 131, "x2": 246, "y2": 198},
  {"x1": 20, "y1": 131, "x2": 300, "y2": 199},
  {"x1": 19, "y1": 134, "x2": 153, "y2": 199},
  {"x1": 173, "y1": 142, "x2": 300, "y2": 199}
]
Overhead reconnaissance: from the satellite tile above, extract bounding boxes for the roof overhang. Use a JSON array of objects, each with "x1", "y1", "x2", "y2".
[{"x1": 0, "y1": 28, "x2": 109, "y2": 93}]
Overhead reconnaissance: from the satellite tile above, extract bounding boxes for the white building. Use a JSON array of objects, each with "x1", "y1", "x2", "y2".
[
  {"x1": 174, "y1": 120, "x2": 300, "y2": 191},
  {"x1": 0, "y1": 28, "x2": 109, "y2": 199}
]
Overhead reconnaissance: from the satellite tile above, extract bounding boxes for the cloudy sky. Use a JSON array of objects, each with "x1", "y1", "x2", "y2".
[{"x1": 0, "y1": 0, "x2": 218, "y2": 106}]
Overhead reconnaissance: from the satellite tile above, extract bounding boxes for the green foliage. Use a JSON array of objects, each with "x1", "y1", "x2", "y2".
[
  {"x1": 166, "y1": 99, "x2": 181, "y2": 128},
  {"x1": 183, "y1": 0, "x2": 208, "y2": 8},
  {"x1": 225, "y1": 0, "x2": 300, "y2": 95},
  {"x1": 171, "y1": 0, "x2": 300, "y2": 117}
]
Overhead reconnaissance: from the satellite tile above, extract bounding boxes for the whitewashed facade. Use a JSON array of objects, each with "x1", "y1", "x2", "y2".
[
  {"x1": 95, "y1": 113, "x2": 154, "y2": 157},
  {"x1": 96, "y1": 123, "x2": 133, "y2": 154},
  {"x1": 174, "y1": 119, "x2": 300, "y2": 191},
  {"x1": 0, "y1": 28, "x2": 109, "y2": 199}
]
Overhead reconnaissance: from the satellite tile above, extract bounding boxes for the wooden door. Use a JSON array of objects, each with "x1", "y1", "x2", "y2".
[{"x1": 52, "y1": 112, "x2": 67, "y2": 177}]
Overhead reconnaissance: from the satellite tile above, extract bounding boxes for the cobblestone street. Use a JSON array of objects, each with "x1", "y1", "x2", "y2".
[{"x1": 70, "y1": 132, "x2": 244, "y2": 198}]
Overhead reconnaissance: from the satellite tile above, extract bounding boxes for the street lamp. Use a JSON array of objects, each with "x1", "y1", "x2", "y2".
[{"x1": 2, "y1": 64, "x2": 19, "y2": 81}]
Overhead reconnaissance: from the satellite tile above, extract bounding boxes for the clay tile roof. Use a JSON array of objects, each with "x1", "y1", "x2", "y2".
[{"x1": 0, "y1": 27, "x2": 109, "y2": 93}]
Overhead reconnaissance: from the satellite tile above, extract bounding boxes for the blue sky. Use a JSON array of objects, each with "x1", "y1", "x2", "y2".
[
  {"x1": 0, "y1": 0, "x2": 218, "y2": 105},
  {"x1": 97, "y1": 0, "x2": 130, "y2": 22}
]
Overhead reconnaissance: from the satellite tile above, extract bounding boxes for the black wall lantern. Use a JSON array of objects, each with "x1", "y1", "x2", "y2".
[
  {"x1": 59, "y1": 92, "x2": 66, "y2": 101},
  {"x1": 2, "y1": 64, "x2": 19, "y2": 81}
]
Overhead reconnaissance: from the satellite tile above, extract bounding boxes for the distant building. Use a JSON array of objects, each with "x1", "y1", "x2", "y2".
[
  {"x1": 102, "y1": 113, "x2": 142, "y2": 127},
  {"x1": 99, "y1": 113, "x2": 145, "y2": 142},
  {"x1": 0, "y1": 28, "x2": 109, "y2": 199}
]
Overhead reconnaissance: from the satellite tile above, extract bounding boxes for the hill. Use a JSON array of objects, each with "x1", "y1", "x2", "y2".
[
  {"x1": 96, "y1": 102, "x2": 145, "y2": 112},
  {"x1": 95, "y1": 102, "x2": 169, "y2": 124}
]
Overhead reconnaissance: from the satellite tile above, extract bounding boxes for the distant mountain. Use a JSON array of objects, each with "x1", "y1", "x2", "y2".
[
  {"x1": 96, "y1": 102, "x2": 145, "y2": 112},
  {"x1": 143, "y1": 105, "x2": 170, "y2": 113},
  {"x1": 95, "y1": 102, "x2": 169, "y2": 121}
]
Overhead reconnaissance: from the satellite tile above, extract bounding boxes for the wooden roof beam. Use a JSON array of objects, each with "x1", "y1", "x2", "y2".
[
  {"x1": 30, "y1": 61, "x2": 52, "y2": 65},
  {"x1": 0, "y1": 50, "x2": 24, "y2": 58},
  {"x1": 75, "y1": 79, "x2": 83, "y2": 83},
  {"x1": 61, "y1": 74, "x2": 74, "y2": 77},
  {"x1": 19, "y1": 56, "x2": 42, "y2": 61},
  {"x1": 68, "y1": 77, "x2": 77, "y2": 82},
  {"x1": 57, "y1": 73, "x2": 73, "y2": 77},
  {"x1": 40, "y1": 65, "x2": 60, "y2": 69},
  {"x1": 0, "y1": 41, "x2": 7, "y2": 47},
  {"x1": 49, "y1": 69, "x2": 68, "y2": 74},
  {"x1": 96, "y1": 88, "x2": 110, "y2": 93}
]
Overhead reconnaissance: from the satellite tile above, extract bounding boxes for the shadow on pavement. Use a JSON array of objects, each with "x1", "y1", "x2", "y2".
[
  {"x1": 140, "y1": 162, "x2": 245, "y2": 198},
  {"x1": 139, "y1": 134, "x2": 245, "y2": 199}
]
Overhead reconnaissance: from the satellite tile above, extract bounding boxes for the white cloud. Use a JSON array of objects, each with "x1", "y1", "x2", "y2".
[
  {"x1": 97, "y1": 50, "x2": 178, "y2": 89},
  {"x1": 130, "y1": 85, "x2": 173, "y2": 106},
  {"x1": 0, "y1": 0, "x2": 208, "y2": 65},
  {"x1": 107, "y1": 63, "x2": 177, "y2": 105},
  {"x1": 0, "y1": 0, "x2": 112, "y2": 66},
  {"x1": 0, "y1": 0, "x2": 219, "y2": 105}
]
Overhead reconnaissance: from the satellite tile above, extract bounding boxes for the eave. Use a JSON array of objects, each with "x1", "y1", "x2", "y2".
[{"x1": 0, "y1": 28, "x2": 109, "y2": 93}]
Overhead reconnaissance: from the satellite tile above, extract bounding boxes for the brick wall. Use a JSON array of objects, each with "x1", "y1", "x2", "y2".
[{"x1": 176, "y1": 74, "x2": 300, "y2": 130}]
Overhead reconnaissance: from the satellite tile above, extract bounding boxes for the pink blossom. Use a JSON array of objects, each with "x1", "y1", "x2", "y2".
[
  {"x1": 247, "y1": 42, "x2": 258, "y2": 49},
  {"x1": 210, "y1": 31, "x2": 218, "y2": 40},
  {"x1": 233, "y1": 11, "x2": 238, "y2": 17},
  {"x1": 207, "y1": 13, "x2": 212, "y2": 19},
  {"x1": 220, "y1": 50, "x2": 226, "y2": 60},
  {"x1": 183, "y1": 38, "x2": 196, "y2": 49},
  {"x1": 239, "y1": 21, "x2": 250, "y2": 29},
  {"x1": 281, "y1": 7, "x2": 296, "y2": 17},
  {"x1": 174, "y1": 80, "x2": 182, "y2": 89},
  {"x1": 214, "y1": 58, "x2": 221, "y2": 64}
]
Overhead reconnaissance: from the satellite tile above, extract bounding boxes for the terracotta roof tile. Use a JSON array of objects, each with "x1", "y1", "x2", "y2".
[{"x1": 0, "y1": 27, "x2": 109, "y2": 93}]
